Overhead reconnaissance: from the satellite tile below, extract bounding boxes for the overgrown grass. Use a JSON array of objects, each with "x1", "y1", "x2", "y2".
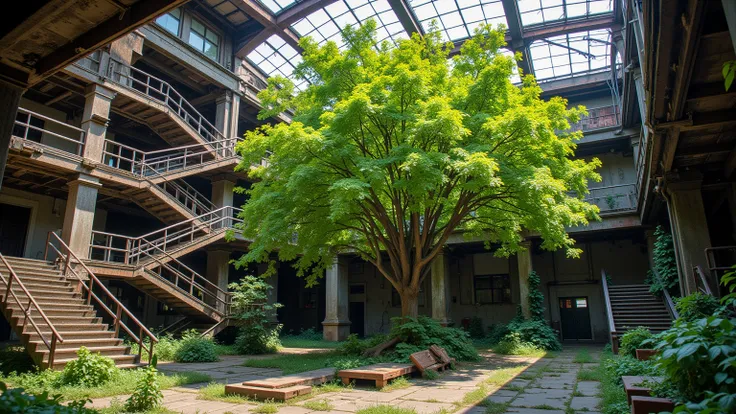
[
  {"x1": 243, "y1": 351, "x2": 384, "y2": 375},
  {"x1": 589, "y1": 351, "x2": 629, "y2": 414},
  {"x1": 381, "y1": 376, "x2": 411, "y2": 392},
  {"x1": 303, "y1": 399, "x2": 334, "y2": 411},
  {"x1": 461, "y1": 384, "x2": 490, "y2": 405},
  {"x1": 492, "y1": 342, "x2": 547, "y2": 357},
  {"x1": 573, "y1": 349, "x2": 595, "y2": 364},
  {"x1": 252, "y1": 401, "x2": 279, "y2": 414},
  {"x1": 483, "y1": 365, "x2": 530, "y2": 388},
  {"x1": 99, "y1": 398, "x2": 179, "y2": 414},
  {"x1": 280, "y1": 338, "x2": 341, "y2": 349},
  {"x1": 481, "y1": 401, "x2": 509, "y2": 414},
  {"x1": 356, "y1": 405, "x2": 417, "y2": 414},
  {"x1": 0, "y1": 369, "x2": 210, "y2": 402}
]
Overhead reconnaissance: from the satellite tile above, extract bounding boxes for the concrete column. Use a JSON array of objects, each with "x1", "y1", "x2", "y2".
[
  {"x1": 206, "y1": 250, "x2": 230, "y2": 311},
  {"x1": 229, "y1": 94, "x2": 241, "y2": 139},
  {"x1": 0, "y1": 80, "x2": 24, "y2": 190},
  {"x1": 322, "y1": 256, "x2": 351, "y2": 341},
  {"x1": 61, "y1": 174, "x2": 102, "y2": 258},
  {"x1": 667, "y1": 180, "x2": 713, "y2": 295},
  {"x1": 517, "y1": 240, "x2": 533, "y2": 319},
  {"x1": 215, "y1": 91, "x2": 232, "y2": 137},
  {"x1": 212, "y1": 178, "x2": 235, "y2": 227},
  {"x1": 431, "y1": 251, "x2": 451, "y2": 326},
  {"x1": 632, "y1": 69, "x2": 647, "y2": 130},
  {"x1": 81, "y1": 84, "x2": 115, "y2": 162}
]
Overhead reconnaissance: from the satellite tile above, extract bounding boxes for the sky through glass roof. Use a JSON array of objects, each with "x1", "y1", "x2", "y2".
[
  {"x1": 258, "y1": 0, "x2": 299, "y2": 14},
  {"x1": 408, "y1": 0, "x2": 508, "y2": 42},
  {"x1": 528, "y1": 29, "x2": 612, "y2": 81},
  {"x1": 246, "y1": 35, "x2": 309, "y2": 91},
  {"x1": 517, "y1": 0, "x2": 613, "y2": 27}
]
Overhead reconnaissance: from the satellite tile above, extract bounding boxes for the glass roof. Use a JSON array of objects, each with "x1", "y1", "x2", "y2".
[
  {"x1": 258, "y1": 0, "x2": 299, "y2": 14},
  {"x1": 528, "y1": 29, "x2": 612, "y2": 81},
  {"x1": 291, "y1": 0, "x2": 408, "y2": 49},
  {"x1": 246, "y1": 35, "x2": 309, "y2": 91},
  {"x1": 408, "y1": 0, "x2": 507, "y2": 42},
  {"x1": 518, "y1": 0, "x2": 613, "y2": 27}
]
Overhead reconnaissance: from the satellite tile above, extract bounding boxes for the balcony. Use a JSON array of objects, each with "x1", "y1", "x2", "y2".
[
  {"x1": 11, "y1": 107, "x2": 86, "y2": 156},
  {"x1": 584, "y1": 183, "x2": 638, "y2": 214},
  {"x1": 569, "y1": 105, "x2": 620, "y2": 133}
]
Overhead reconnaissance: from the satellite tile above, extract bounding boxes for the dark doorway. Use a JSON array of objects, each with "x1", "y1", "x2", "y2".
[
  {"x1": 559, "y1": 297, "x2": 592, "y2": 340},
  {"x1": 349, "y1": 302, "x2": 365, "y2": 337},
  {"x1": 0, "y1": 203, "x2": 31, "y2": 257}
]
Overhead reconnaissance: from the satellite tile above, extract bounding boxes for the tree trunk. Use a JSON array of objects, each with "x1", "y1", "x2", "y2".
[{"x1": 400, "y1": 290, "x2": 419, "y2": 318}]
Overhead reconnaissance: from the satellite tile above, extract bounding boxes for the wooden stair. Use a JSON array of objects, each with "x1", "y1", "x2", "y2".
[
  {"x1": 608, "y1": 284, "x2": 674, "y2": 335},
  {"x1": 0, "y1": 257, "x2": 142, "y2": 370}
]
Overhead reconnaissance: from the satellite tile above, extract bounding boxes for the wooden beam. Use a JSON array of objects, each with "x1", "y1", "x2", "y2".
[
  {"x1": 668, "y1": 0, "x2": 706, "y2": 121},
  {"x1": 276, "y1": 0, "x2": 339, "y2": 28},
  {"x1": 235, "y1": 28, "x2": 275, "y2": 57},
  {"x1": 31, "y1": 0, "x2": 190, "y2": 86},
  {"x1": 44, "y1": 90, "x2": 73, "y2": 105},
  {"x1": 386, "y1": 0, "x2": 422, "y2": 36},
  {"x1": 233, "y1": 0, "x2": 301, "y2": 52}
]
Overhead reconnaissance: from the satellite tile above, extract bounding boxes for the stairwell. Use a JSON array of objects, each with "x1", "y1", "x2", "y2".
[
  {"x1": 0, "y1": 256, "x2": 143, "y2": 370},
  {"x1": 608, "y1": 284, "x2": 674, "y2": 335}
]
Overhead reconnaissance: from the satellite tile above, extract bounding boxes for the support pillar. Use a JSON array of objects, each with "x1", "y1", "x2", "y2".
[
  {"x1": 215, "y1": 91, "x2": 233, "y2": 139},
  {"x1": 229, "y1": 94, "x2": 241, "y2": 139},
  {"x1": 61, "y1": 174, "x2": 101, "y2": 259},
  {"x1": 258, "y1": 262, "x2": 279, "y2": 323},
  {"x1": 666, "y1": 179, "x2": 713, "y2": 295},
  {"x1": 723, "y1": 0, "x2": 736, "y2": 54},
  {"x1": 322, "y1": 256, "x2": 350, "y2": 341},
  {"x1": 81, "y1": 84, "x2": 115, "y2": 162},
  {"x1": 431, "y1": 252, "x2": 451, "y2": 326},
  {"x1": 0, "y1": 80, "x2": 24, "y2": 190},
  {"x1": 517, "y1": 240, "x2": 533, "y2": 319},
  {"x1": 206, "y1": 250, "x2": 230, "y2": 311}
]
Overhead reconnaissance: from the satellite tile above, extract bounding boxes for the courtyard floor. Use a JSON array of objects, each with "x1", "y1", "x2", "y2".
[{"x1": 88, "y1": 346, "x2": 603, "y2": 414}]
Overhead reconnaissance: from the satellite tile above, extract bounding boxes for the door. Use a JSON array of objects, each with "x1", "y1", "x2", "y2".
[
  {"x1": 559, "y1": 297, "x2": 592, "y2": 340},
  {"x1": 0, "y1": 203, "x2": 31, "y2": 257}
]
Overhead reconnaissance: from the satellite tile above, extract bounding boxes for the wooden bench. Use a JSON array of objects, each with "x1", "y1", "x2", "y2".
[
  {"x1": 430, "y1": 345, "x2": 455, "y2": 365},
  {"x1": 338, "y1": 363, "x2": 416, "y2": 389},
  {"x1": 622, "y1": 375, "x2": 663, "y2": 404},
  {"x1": 224, "y1": 367, "x2": 336, "y2": 401},
  {"x1": 410, "y1": 350, "x2": 450, "y2": 374}
]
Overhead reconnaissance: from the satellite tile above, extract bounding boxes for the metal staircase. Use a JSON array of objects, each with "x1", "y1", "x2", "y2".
[{"x1": 0, "y1": 234, "x2": 156, "y2": 370}]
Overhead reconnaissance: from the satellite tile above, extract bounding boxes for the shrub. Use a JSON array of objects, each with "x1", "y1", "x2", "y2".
[
  {"x1": 603, "y1": 356, "x2": 658, "y2": 385},
  {"x1": 125, "y1": 356, "x2": 163, "y2": 412},
  {"x1": 337, "y1": 334, "x2": 391, "y2": 356},
  {"x1": 282, "y1": 327, "x2": 323, "y2": 341},
  {"x1": 0, "y1": 347, "x2": 36, "y2": 375},
  {"x1": 229, "y1": 276, "x2": 282, "y2": 355},
  {"x1": 60, "y1": 346, "x2": 117, "y2": 386},
  {"x1": 0, "y1": 382, "x2": 95, "y2": 413},
  {"x1": 174, "y1": 330, "x2": 219, "y2": 363},
  {"x1": 493, "y1": 332, "x2": 544, "y2": 356},
  {"x1": 235, "y1": 323, "x2": 282, "y2": 355},
  {"x1": 645, "y1": 226, "x2": 679, "y2": 295},
  {"x1": 505, "y1": 319, "x2": 561, "y2": 351},
  {"x1": 676, "y1": 292, "x2": 719, "y2": 322},
  {"x1": 485, "y1": 324, "x2": 510, "y2": 345},
  {"x1": 467, "y1": 317, "x2": 485, "y2": 339},
  {"x1": 390, "y1": 316, "x2": 480, "y2": 361},
  {"x1": 618, "y1": 327, "x2": 653, "y2": 357}
]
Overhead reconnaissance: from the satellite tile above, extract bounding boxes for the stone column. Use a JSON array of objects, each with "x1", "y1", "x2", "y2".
[
  {"x1": 206, "y1": 250, "x2": 230, "y2": 311},
  {"x1": 215, "y1": 91, "x2": 233, "y2": 157},
  {"x1": 229, "y1": 94, "x2": 241, "y2": 139},
  {"x1": 61, "y1": 174, "x2": 102, "y2": 258},
  {"x1": 81, "y1": 84, "x2": 115, "y2": 162},
  {"x1": 0, "y1": 80, "x2": 24, "y2": 190},
  {"x1": 667, "y1": 179, "x2": 713, "y2": 295},
  {"x1": 212, "y1": 178, "x2": 235, "y2": 228},
  {"x1": 517, "y1": 240, "x2": 533, "y2": 319},
  {"x1": 431, "y1": 251, "x2": 451, "y2": 326},
  {"x1": 322, "y1": 256, "x2": 351, "y2": 341}
]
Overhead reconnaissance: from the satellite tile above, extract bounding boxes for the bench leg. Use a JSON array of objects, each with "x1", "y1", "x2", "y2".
[
  {"x1": 375, "y1": 380, "x2": 387, "y2": 389},
  {"x1": 341, "y1": 377, "x2": 351, "y2": 386}
]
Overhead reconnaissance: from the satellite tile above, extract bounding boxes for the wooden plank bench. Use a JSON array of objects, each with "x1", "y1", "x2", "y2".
[
  {"x1": 410, "y1": 350, "x2": 449, "y2": 374},
  {"x1": 224, "y1": 367, "x2": 336, "y2": 401},
  {"x1": 338, "y1": 363, "x2": 416, "y2": 389}
]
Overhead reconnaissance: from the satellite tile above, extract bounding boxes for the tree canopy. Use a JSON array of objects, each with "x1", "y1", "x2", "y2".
[{"x1": 234, "y1": 21, "x2": 601, "y2": 316}]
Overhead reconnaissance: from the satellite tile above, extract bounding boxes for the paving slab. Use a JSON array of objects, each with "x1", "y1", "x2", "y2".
[
  {"x1": 402, "y1": 387, "x2": 469, "y2": 403},
  {"x1": 510, "y1": 393, "x2": 567, "y2": 409},
  {"x1": 397, "y1": 399, "x2": 455, "y2": 414},
  {"x1": 576, "y1": 381, "x2": 600, "y2": 396},
  {"x1": 505, "y1": 408, "x2": 565, "y2": 414},
  {"x1": 570, "y1": 396, "x2": 600, "y2": 410}
]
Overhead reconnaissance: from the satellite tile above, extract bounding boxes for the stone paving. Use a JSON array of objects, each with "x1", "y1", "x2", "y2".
[{"x1": 88, "y1": 346, "x2": 603, "y2": 414}]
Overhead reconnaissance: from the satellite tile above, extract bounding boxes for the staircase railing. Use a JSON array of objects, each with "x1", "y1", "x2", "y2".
[
  {"x1": 650, "y1": 267, "x2": 679, "y2": 319},
  {"x1": 89, "y1": 206, "x2": 242, "y2": 265},
  {"x1": 106, "y1": 58, "x2": 225, "y2": 145},
  {"x1": 45, "y1": 232, "x2": 157, "y2": 363},
  {"x1": 150, "y1": 172, "x2": 215, "y2": 218},
  {"x1": 693, "y1": 265, "x2": 714, "y2": 296},
  {"x1": 12, "y1": 107, "x2": 86, "y2": 156},
  {"x1": 0, "y1": 254, "x2": 64, "y2": 368},
  {"x1": 601, "y1": 269, "x2": 619, "y2": 352}
]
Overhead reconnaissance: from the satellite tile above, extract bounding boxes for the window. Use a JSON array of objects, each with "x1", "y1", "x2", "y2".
[
  {"x1": 14, "y1": 112, "x2": 44, "y2": 143},
  {"x1": 189, "y1": 18, "x2": 220, "y2": 61},
  {"x1": 156, "y1": 9, "x2": 181, "y2": 36},
  {"x1": 474, "y1": 274, "x2": 511, "y2": 304}
]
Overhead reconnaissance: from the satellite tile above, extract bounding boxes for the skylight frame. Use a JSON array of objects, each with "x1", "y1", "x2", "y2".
[
  {"x1": 528, "y1": 28, "x2": 613, "y2": 82},
  {"x1": 518, "y1": 0, "x2": 613, "y2": 27},
  {"x1": 246, "y1": 34, "x2": 310, "y2": 91},
  {"x1": 407, "y1": 0, "x2": 508, "y2": 43},
  {"x1": 257, "y1": 0, "x2": 300, "y2": 14}
]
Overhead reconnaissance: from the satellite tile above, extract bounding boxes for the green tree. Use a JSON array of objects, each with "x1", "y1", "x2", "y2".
[{"x1": 235, "y1": 21, "x2": 601, "y2": 317}]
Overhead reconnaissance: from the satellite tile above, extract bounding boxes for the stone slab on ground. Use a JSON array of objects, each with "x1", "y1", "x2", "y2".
[
  {"x1": 397, "y1": 399, "x2": 455, "y2": 414},
  {"x1": 402, "y1": 387, "x2": 470, "y2": 403},
  {"x1": 570, "y1": 396, "x2": 600, "y2": 410}
]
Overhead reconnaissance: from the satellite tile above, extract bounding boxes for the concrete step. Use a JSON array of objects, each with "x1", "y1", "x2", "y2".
[
  {"x1": 39, "y1": 345, "x2": 131, "y2": 359},
  {"x1": 8, "y1": 281, "x2": 74, "y2": 292},
  {"x1": 28, "y1": 338, "x2": 123, "y2": 351},
  {"x1": 24, "y1": 329, "x2": 115, "y2": 341},
  {"x1": 22, "y1": 315, "x2": 102, "y2": 325},
  {"x1": 1, "y1": 288, "x2": 81, "y2": 299},
  {"x1": 1, "y1": 257, "x2": 55, "y2": 267},
  {"x1": 50, "y1": 353, "x2": 138, "y2": 369},
  {"x1": 0, "y1": 264, "x2": 62, "y2": 277},
  {"x1": 6, "y1": 301, "x2": 93, "y2": 311},
  {"x1": 6, "y1": 307, "x2": 96, "y2": 318}
]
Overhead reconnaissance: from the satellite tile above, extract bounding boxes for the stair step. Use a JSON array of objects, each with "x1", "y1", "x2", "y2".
[
  {"x1": 0, "y1": 263, "x2": 60, "y2": 274},
  {"x1": 7, "y1": 281, "x2": 74, "y2": 291},
  {"x1": 25, "y1": 330, "x2": 116, "y2": 340},
  {"x1": 50, "y1": 354, "x2": 138, "y2": 369},
  {"x1": 6, "y1": 307, "x2": 96, "y2": 318},
  {"x1": 1, "y1": 288, "x2": 81, "y2": 298},
  {"x1": 2, "y1": 275, "x2": 68, "y2": 286},
  {"x1": 1, "y1": 257, "x2": 55, "y2": 266},
  {"x1": 29, "y1": 338, "x2": 123, "y2": 351}
]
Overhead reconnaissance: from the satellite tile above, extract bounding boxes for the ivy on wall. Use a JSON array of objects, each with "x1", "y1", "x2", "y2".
[{"x1": 645, "y1": 225, "x2": 679, "y2": 296}]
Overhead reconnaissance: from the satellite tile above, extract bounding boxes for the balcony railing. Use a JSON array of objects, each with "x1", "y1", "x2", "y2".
[
  {"x1": 584, "y1": 183, "x2": 637, "y2": 213},
  {"x1": 12, "y1": 108, "x2": 86, "y2": 156},
  {"x1": 569, "y1": 105, "x2": 620, "y2": 133}
]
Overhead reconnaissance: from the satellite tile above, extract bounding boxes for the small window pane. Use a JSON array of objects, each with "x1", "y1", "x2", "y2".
[
  {"x1": 204, "y1": 41, "x2": 218, "y2": 60},
  {"x1": 189, "y1": 32, "x2": 205, "y2": 52},
  {"x1": 206, "y1": 30, "x2": 219, "y2": 44},
  {"x1": 191, "y1": 19, "x2": 206, "y2": 35},
  {"x1": 576, "y1": 298, "x2": 588, "y2": 308},
  {"x1": 156, "y1": 11, "x2": 180, "y2": 36}
]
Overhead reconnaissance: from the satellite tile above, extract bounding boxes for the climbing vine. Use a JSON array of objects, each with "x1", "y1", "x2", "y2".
[
  {"x1": 528, "y1": 271, "x2": 545, "y2": 321},
  {"x1": 645, "y1": 225, "x2": 679, "y2": 296}
]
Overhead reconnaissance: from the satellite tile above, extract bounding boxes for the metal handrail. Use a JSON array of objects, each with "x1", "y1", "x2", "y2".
[
  {"x1": 650, "y1": 267, "x2": 679, "y2": 319},
  {"x1": 583, "y1": 183, "x2": 638, "y2": 213},
  {"x1": 693, "y1": 265, "x2": 714, "y2": 296},
  {"x1": 12, "y1": 107, "x2": 86, "y2": 156},
  {"x1": 0, "y1": 254, "x2": 64, "y2": 367},
  {"x1": 568, "y1": 105, "x2": 621, "y2": 133},
  {"x1": 106, "y1": 58, "x2": 225, "y2": 145},
  {"x1": 45, "y1": 232, "x2": 157, "y2": 362},
  {"x1": 601, "y1": 270, "x2": 617, "y2": 343}
]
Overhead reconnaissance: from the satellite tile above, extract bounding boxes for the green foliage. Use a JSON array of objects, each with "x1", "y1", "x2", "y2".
[
  {"x1": 0, "y1": 382, "x2": 95, "y2": 413},
  {"x1": 493, "y1": 332, "x2": 545, "y2": 356},
  {"x1": 603, "y1": 356, "x2": 657, "y2": 385},
  {"x1": 61, "y1": 347, "x2": 118, "y2": 387},
  {"x1": 485, "y1": 324, "x2": 510, "y2": 345},
  {"x1": 673, "y1": 392, "x2": 736, "y2": 413},
  {"x1": 234, "y1": 20, "x2": 601, "y2": 317},
  {"x1": 467, "y1": 317, "x2": 486, "y2": 339},
  {"x1": 124, "y1": 356, "x2": 162, "y2": 412},
  {"x1": 676, "y1": 292, "x2": 720, "y2": 322},
  {"x1": 504, "y1": 319, "x2": 561, "y2": 351},
  {"x1": 724, "y1": 60, "x2": 736, "y2": 91},
  {"x1": 174, "y1": 330, "x2": 219, "y2": 363},
  {"x1": 651, "y1": 315, "x2": 736, "y2": 402},
  {"x1": 645, "y1": 226, "x2": 679, "y2": 296},
  {"x1": 528, "y1": 271, "x2": 545, "y2": 321},
  {"x1": 337, "y1": 334, "x2": 390, "y2": 356},
  {"x1": 303, "y1": 399, "x2": 334, "y2": 411},
  {"x1": 0, "y1": 347, "x2": 36, "y2": 375},
  {"x1": 229, "y1": 276, "x2": 283, "y2": 355},
  {"x1": 356, "y1": 405, "x2": 417, "y2": 414},
  {"x1": 618, "y1": 327, "x2": 653, "y2": 357},
  {"x1": 390, "y1": 316, "x2": 480, "y2": 361}
]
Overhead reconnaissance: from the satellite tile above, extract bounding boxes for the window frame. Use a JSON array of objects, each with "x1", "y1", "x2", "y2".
[
  {"x1": 188, "y1": 16, "x2": 221, "y2": 62},
  {"x1": 155, "y1": 8, "x2": 182, "y2": 37},
  {"x1": 473, "y1": 273, "x2": 512, "y2": 305}
]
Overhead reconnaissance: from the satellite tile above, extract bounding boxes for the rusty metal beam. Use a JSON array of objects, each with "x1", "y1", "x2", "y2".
[
  {"x1": 235, "y1": 28, "x2": 275, "y2": 57},
  {"x1": 501, "y1": 0, "x2": 532, "y2": 76},
  {"x1": 668, "y1": 0, "x2": 706, "y2": 122},
  {"x1": 234, "y1": 0, "x2": 301, "y2": 52},
  {"x1": 276, "y1": 0, "x2": 339, "y2": 28},
  {"x1": 387, "y1": 0, "x2": 422, "y2": 36}
]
